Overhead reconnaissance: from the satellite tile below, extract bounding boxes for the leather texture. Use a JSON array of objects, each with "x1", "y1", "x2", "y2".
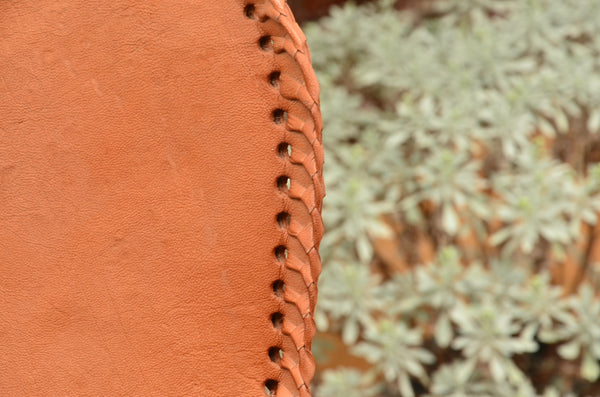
[{"x1": 0, "y1": 1, "x2": 323, "y2": 396}]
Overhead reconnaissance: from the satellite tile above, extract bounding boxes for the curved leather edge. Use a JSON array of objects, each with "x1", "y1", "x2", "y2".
[{"x1": 249, "y1": 1, "x2": 324, "y2": 396}]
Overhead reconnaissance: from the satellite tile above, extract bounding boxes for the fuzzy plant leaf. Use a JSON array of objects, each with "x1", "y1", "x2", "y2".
[
  {"x1": 316, "y1": 261, "x2": 386, "y2": 343},
  {"x1": 354, "y1": 320, "x2": 435, "y2": 396},
  {"x1": 305, "y1": 0, "x2": 600, "y2": 394},
  {"x1": 316, "y1": 368, "x2": 382, "y2": 397}
]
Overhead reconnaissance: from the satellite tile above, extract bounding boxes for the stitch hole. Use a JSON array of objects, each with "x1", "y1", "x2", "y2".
[
  {"x1": 269, "y1": 71, "x2": 281, "y2": 88},
  {"x1": 277, "y1": 175, "x2": 290, "y2": 192},
  {"x1": 259, "y1": 36, "x2": 273, "y2": 51},
  {"x1": 272, "y1": 280, "x2": 285, "y2": 297},
  {"x1": 271, "y1": 312, "x2": 284, "y2": 329},
  {"x1": 273, "y1": 109, "x2": 287, "y2": 124},
  {"x1": 277, "y1": 142, "x2": 291, "y2": 157},
  {"x1": 274, "y1": 245, "x2": 288, "y2": 262},
  {"x1": 276, "y1": 212, "x2": 291, "y2": 228},
  {"x1": 244, "y1": 4, "x2": 256, "y2": 19},
  {"x1": 264, "y1": 379, "x2": 278, "y2": 396},
  {"x1": 268, "y1": 347, "x2": 283, "y2": 364}
]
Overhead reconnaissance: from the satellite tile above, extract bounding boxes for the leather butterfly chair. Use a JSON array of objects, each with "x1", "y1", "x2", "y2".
[{"x1": 0, "y1": 1, "x2": 323, "y2": 396}]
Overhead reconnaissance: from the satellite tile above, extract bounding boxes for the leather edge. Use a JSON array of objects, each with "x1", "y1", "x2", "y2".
[{"x1": 250, "y1": 1, "x2": 324, "y2": 396}]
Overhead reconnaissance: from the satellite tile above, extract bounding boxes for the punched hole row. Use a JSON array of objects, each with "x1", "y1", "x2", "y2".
[
  {"x1": 269, "y1": 47, "x2": 291, "y2": 393},
  {"x1": 245, "y1": 4, "x2": 295, "y2": 394},
  {"x1": 267, "y1": 249, "x2": 286, "y2": 395},
  {"x1": 268, "y1": 209, "x2": 289, "y2": 392},
  {"x1": 268, "y1": 192, "x2": 289, "y2": 395}
]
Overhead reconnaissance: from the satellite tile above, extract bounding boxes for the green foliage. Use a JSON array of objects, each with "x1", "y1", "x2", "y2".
[
  {"x1": 318, "y1": 368, "x2": 382, "y2": 397},
  {"x1": 305, "y1": 0, "x2": 600, "y2": 395}
]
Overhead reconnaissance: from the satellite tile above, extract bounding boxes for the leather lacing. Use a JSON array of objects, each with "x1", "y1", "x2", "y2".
[{"x1": 245, "y1": 1, "x2": 324, "y2": 396}]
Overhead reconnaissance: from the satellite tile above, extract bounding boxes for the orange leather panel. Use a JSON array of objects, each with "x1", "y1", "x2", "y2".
[{"x1": 0, "y1": 1, "x2": 323, "y2": 396}]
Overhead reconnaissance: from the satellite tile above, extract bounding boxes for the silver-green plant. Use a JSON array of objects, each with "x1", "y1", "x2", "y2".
[{"x1": 305, "y1": 0, "x2": 600, "y2": 395}]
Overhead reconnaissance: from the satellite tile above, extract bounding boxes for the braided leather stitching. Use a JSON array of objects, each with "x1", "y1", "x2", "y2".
[{"x1": 250, "y1": 1, "x2": 324, "y2": 396}]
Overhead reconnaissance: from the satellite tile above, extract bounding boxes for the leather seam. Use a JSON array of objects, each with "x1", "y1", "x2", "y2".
[{"x1": 246, "y1": 1, "x2": 324, "y2": 396}]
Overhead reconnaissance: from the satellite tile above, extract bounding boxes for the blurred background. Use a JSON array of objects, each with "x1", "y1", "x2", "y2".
[{"x1": 287, "y1": 0, "x2": 600, "y2": 396}]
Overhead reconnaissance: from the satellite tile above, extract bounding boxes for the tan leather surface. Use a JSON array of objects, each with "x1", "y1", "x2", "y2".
[{"x1": 0, "y1": 1, "x2": 323, "y2": 396}]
